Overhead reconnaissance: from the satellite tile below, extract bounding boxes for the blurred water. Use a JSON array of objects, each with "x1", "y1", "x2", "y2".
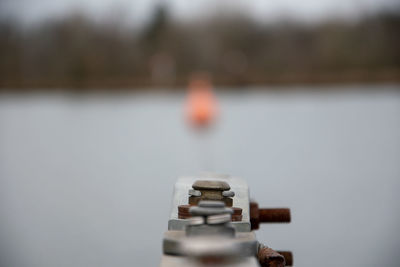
[{"x1": 0, "y1": 86, "x2": 400, "y2": 267}]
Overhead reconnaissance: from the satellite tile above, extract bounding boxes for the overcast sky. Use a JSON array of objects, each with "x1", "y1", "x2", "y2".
[{"x1": 1, "y1": 0, "x2": 399, "y2": 25}]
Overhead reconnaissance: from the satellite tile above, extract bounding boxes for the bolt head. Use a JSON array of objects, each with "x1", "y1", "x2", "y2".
[{"x1": 192, "y1": 180, "x2": 230, "y2": 191}]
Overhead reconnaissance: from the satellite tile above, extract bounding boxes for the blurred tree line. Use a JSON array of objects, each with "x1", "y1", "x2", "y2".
[{"x1": 0, "y1": 6, "x2": 399, "y2": 89}]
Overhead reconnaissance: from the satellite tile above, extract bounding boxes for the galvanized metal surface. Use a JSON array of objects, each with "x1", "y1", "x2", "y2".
[
  {"x1": 222, "y1": 190, "x2": 235, "y2": 197},
  {"x1": 163, "y1": 230, "x2": 258, "y2": 257},
  {"x1": 168, "y1": 218, "x2": 251, "y2": 232},
  {"x1": 189, "y1": 189, "x2": 202, "y2": 197},
  {"x1": 189, "y1": 201, "x2": 233, "y2": 216},
  {"x1": 207, "y1": 213, "x2": 231, "y2": 224},
  {"x1": 185, "y1": 200, "x2": 236, "y2": 237},
  {"x1": 160, "y1": 255, "x2": 260, "y2": 267},
  {"x1": 188, "y1": 216, "x2": 205, "y2": 225}
]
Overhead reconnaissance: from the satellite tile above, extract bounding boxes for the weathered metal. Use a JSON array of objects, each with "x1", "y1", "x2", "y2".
[
  {"x1": 178, "y1": 204, "x2": 243, "y2": 221},
  {"x1": 276, "y1": 251, "x2": 293, "y2": 266},
  {"x1": 189, "y1": 180, "x2": 234, "y2": 206},
  {"x1": 259, "y1": 208, "x2": 291, "y2": 223},
  {"x1": 192, "y1": 180, "x2": 230, "y2": 191},
  {"x1": 250, "y1": 202, "x2": 291, "y2": 230},
  {"x1": 190, "y1": 200, "x2": 233, "y2": 216},
  {"x1": 163, "y1": 200, "x2": 258, "y2": 263},
  {"x1": 258, "y1": 244, "x2": 285, "y2": 267},
  {"x1": 168, "y1": 175, "x2": 251, "y2": 232},
  {"x1": 250, "y1": 201, "x2": 260, "y2": 230},
  {"x1": 162, "y1": 174, "x2": 293, "y2": 266},
  {"x1": 186, "y1": 200, "x2": 236, "y2": 237}
]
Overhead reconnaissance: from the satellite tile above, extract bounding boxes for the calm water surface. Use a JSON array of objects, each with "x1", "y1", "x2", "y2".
[{"x1": 1, "y1": 85, "x2": 399, "y2": 267}]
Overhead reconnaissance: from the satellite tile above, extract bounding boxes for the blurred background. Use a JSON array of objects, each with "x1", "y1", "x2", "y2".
[{"x1": 0, "y1": 0, "x2": 399, "y2": 266}]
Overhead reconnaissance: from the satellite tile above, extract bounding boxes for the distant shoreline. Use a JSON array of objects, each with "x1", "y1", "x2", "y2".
[{"x1": 1, "y1": 69, "x2": 399, "y2": 91}]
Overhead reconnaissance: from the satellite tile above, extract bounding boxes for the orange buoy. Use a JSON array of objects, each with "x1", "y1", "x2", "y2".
[{"x1": 185, "y1": 76, "x2": 217, "y2": 128}]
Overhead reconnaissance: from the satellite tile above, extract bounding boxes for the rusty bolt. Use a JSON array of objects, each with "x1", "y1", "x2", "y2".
[
  {"x1": 276, "y1": 251, "x2": 293, "y2": 266},
  {"x1": 250, "y1": 202, "x2": 291, "y2": 230},
  {"x1": 259, "y1": 208, "x2": 291, "y2": 223},
  {"x1": 250, "y1": 202, "x2": 260, "y2": 230},
  {"x1": 257, "y1": 246, "x2": 285, "y2": 267}
]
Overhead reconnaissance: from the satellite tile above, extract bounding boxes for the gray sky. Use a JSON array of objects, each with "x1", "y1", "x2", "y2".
[{"x1": 1, "y1": 0, "x2": 399, "y2": 25}]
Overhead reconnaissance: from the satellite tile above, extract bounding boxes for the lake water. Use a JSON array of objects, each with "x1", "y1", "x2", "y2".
[{"x1": 1, "y1": 85, "x2": 399, "y2": 267}]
